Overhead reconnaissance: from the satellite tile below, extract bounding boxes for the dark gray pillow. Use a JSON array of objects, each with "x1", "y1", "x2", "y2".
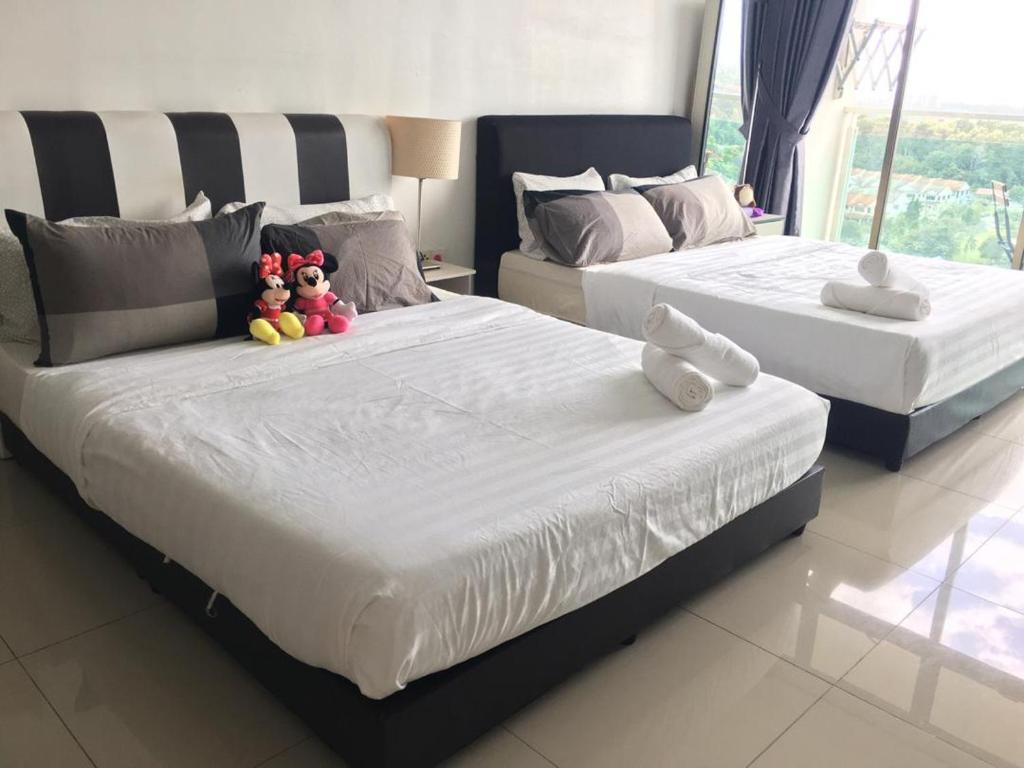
[
  {"x1": 4, "y1": 203, "x2": 263, "y2": 366},
  {"x1": 0, "y1": 192, "x2": 212, "y2": 346},
  {"x1": 523, "y1": 190, "x2": 672, "y2": 267},
  {"x1": 637, "y1": 175, "x2": 755, "y2": 250},
  {"x1": 261, "y1": 210, "x2": 433, "y2": 312}
]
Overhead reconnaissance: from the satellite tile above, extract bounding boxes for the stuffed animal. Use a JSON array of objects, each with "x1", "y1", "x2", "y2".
[
  {"x1": 248, "y1": 253, "x2": 305, "y2": 345},
  {"x1": 285, "y1": 250, "x2": 357, "y2": 335}
]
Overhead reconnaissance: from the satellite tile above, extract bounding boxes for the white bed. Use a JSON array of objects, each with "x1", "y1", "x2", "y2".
[
  {"x1": 500, "y1": 236, "x2": 1024, "y2": 414},
  {"x1": 2, "y1": 296, "x2": 827, "y2": 699}
]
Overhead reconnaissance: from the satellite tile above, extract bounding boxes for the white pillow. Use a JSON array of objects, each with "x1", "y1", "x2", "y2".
[
  {"x1": 218, "y1": 193, "x2": 395, "y2": 227},
  {"x1": 512, "y1": 168, "x2": 605, "y2": 259},
  {"x1": 62, "y1": 191, "x2": 212, "y2": 227},
  {"x1": 608, "y1": 165, "x2": 698, "y2": 193},
  {"x1": 0, "y1": 191, "x2": 212, "y2": 345}
]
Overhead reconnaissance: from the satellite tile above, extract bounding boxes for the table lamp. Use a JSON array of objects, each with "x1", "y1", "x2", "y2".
[{"x1": 386, "y1": 115, "x2": 462, "y2": 262}]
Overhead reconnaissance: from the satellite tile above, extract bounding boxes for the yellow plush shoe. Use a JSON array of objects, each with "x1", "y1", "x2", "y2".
[
  {"x1": 279, "y1": 311, "x2": 305, "y2": 339},
  {"x1": 250, "y1": 318, "x2": 280, "y2": 346}
]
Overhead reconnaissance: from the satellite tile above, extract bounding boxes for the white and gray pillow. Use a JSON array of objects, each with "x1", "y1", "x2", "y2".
[
  {"x1": 524, "y1": 190, "x2": 672, "y2": 267},
  {"x1": 511, "y1": 168, "x2": 605, "y2": 259},
  {"x1": 63, "y1": 191, "x2": 212, "y2": 228},
  {"x1": 638, "y1": 175, "x2": 755, "y2": 250},
  {"x1": 218, "y1": 193, "x2": 395, "y2": 227},
  {"x1": 608, "y1": 165, "x2": 698, "y2": 193},
  {"x1": 5, "y1": 203, "x2": 262, "y2": 366},
  {"x1": 0, "y1": 192, "x2": 212, "y2": 345}
]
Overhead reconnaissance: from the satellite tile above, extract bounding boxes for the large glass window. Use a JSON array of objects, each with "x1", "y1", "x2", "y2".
[
  {"x1": 701, "y1": 0, "x2": 743, "y2": 183},
  {"x1": 701, "y1": 0, "x2": 1024, "y2": 269},
  {"x1": 875, "y1": 1, "x2": 1024, "y2": 267},
  {"x1": 805, "y1": 0, "x2": 915, "y2": 248}
]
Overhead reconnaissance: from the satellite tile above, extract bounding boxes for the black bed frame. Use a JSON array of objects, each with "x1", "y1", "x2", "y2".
[
  {"x1": 825, "y1": 359, "x2": 1024, "y2": 470},
  {"x1": 2, "y1": 413, "x2": 821, "y2": 768},
  {"x1": 473, "y1": 114, "x2": 1024, "y2": 471}
]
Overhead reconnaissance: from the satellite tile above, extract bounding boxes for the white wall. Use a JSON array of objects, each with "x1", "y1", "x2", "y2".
[{"x1": 0, "y1": 0, "x2": 707, "y2": 267}]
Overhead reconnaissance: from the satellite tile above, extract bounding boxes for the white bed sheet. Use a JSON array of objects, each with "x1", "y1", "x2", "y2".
[
  {"x1": 14, "y1": 296, "x2": 827, "y2": 698},
  {"x1": 583, "y1": 236, "x2": 1024, "y2": 414}
]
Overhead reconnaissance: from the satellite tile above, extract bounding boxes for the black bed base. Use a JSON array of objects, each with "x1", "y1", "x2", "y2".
[
  {"x1": 825, "y1": 357, "x2": 1024, "y2": 471},
  {"x1": 1, "y1": 414, "x2": 822, "y2": 768}
]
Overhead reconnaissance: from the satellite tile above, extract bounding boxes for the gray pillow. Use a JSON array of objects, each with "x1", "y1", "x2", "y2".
[
  {"x1": 638, "y1": 175, "x2": 755, "y2": 250},
  {"x1": 0, "y1": 192, "x2": 212, "y2": 345},
  {"x1": 5, "y1": 203, "x2": 262, "y2": 366},
  {"x1": 524, "y1": 190, "x2": 672, "y2": 267},
  {"x1": 260, "y1": 210, "x2": 434, "y2": 313}
]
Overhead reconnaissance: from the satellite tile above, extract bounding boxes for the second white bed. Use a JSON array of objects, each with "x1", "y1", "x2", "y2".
[
  {"x1": 5, "y1": 296, "x2": 827, "y2": 699},
  {"x1": 500, "y1": 237, "x2": 1024, "y2": 414}
]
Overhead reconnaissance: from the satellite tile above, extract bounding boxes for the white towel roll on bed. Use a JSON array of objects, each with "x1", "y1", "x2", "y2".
[
  {"x1": 643, "y1": 303, "x2": 760, "y2": 386},
  {"x1": 821, "y1": 280, "x2": 931, "y2": 321},
  {"x1": 641, "y1": 343, "x2": 715, "y2": 411},
  {"x1": 858, "y1": 251, "x2": 930, "y2": 297}
]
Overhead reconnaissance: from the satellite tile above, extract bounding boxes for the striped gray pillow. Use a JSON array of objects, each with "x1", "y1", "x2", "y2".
[
  {"x1": 0, "y1": 192, "x2": 212, "y2": 346},
  {"x1": 524, "y1": 190, "x2": 672, "y2": 267},
  {"x1": 4, "y1": 203, "x2": 263, "y2": 366}
]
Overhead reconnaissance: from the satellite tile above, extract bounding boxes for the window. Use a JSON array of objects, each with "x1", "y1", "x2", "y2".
[
  {"x1": 700, "y1": 0, "x2": 744, "y2": 184},
  {"x1": 696, "y1": 0, "x2": 1024, "y2": 269},
  {"x1": 816, "y1": 0, "x2": 1024, "y2": 268}
]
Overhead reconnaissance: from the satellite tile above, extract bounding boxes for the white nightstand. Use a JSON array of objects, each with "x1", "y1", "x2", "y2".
[
  {"x1": 752, "y1": 213, "x2": 785, "y2": 236},
  {"x1": 423, "y1": 262, "x2": 476, "y2": 294}
]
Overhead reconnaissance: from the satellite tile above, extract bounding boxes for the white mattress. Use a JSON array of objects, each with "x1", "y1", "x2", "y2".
[
  {"x1": 12, "y1": 296, "x2": 827, "y2": 699},
  {"x1": 499, "y1": 250, "x2": 591, "y2": 324},
  {"x1": 581, "y1": 237, "x2": 1024, "y2": 414}
]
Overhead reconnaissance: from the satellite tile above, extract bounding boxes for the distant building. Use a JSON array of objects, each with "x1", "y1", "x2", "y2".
[
  {"x1": 846, "y1": 192, "x2": 876, "y2": 220},
  {"x1": 845, "y1": 168, "x2": 972, "y2": 217}
]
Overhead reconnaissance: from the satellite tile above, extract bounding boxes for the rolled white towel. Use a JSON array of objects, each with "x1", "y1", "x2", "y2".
[
  {"x1": 858, "y1": 250, "x2": 929, "y2": 297},
  {"x1": 821, "y1": 280, "x2": 931, "y2": 321},
  {"x1": 642, "y1": 303, "x2": 760, "y2": 386},
  {"x1": 641, "y1": 344, "x2": 715, "y2": 412}
]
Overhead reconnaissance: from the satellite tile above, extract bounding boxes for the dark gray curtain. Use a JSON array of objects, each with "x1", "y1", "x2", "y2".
[{"x1": 740, "y1": 0, "x2": 854, "y2": 234}]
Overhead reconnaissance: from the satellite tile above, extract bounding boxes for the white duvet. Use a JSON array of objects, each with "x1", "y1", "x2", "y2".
[
  {"x1": 583, "y1": 236, "x2": 1024, "y2": 414},
  {"x1": 16, "y1": 297, "x2": 827, "y2": 698}
]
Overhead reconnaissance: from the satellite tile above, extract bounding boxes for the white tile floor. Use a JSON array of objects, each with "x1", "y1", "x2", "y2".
[{"x1": 1, "y1": 391, "x2": 1023, "y2": 767}]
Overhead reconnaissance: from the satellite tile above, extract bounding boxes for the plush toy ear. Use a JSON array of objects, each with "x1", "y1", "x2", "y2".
[{"x1": 321, "y1": 252, "x2": 339, "y2": 274}]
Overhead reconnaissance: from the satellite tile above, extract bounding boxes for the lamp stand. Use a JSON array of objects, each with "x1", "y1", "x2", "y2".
[
  {"x1": 413, "y1": 177, "x2": 442, "y2": 272},
  {"x1": 416, "y1": 177, "x2": 424, "y2": 260}
]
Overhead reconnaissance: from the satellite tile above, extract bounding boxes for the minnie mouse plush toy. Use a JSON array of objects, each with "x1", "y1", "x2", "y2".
[
  {"x1": 286, "y1": 250, "x2": 357, "y2": 335},
  {"x1": 249, "y1": 253, "x2": 305, "y2": 345}
]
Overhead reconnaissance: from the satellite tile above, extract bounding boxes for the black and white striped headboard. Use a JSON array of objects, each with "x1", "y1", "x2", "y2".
[{"x1": 0, "y1": 111, "x2": 391, "y2": 224}]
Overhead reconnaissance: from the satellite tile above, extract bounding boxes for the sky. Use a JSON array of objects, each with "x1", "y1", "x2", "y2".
[{"x1": 716, "y1": 0, "x2": 1024, "y2": 117}]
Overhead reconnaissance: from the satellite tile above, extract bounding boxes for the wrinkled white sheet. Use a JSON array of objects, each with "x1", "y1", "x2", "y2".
[
  {"x1": 583, "y1": 236, "x2": 1024, "y2": 413},
  {"x1": 15, "y1": 296, "x2": 827, "y2": 698}
]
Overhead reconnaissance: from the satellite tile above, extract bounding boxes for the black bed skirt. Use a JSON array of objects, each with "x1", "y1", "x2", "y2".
[
  {"x1": 1, "y1": 414, "x2": 823, "y2": 768},
  {"x1": 825, "y1": 356, "x2": 1024, "y2": 471}
]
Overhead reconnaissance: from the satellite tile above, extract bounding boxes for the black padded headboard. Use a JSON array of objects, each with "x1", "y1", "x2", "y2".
[{"x1": 474, "y1": 114, "x2": 692, "y2": 297}]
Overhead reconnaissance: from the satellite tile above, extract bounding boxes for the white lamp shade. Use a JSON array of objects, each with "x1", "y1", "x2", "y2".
[{"x1": 387, "y1": 116, "x2": 462, "y2": 180}]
